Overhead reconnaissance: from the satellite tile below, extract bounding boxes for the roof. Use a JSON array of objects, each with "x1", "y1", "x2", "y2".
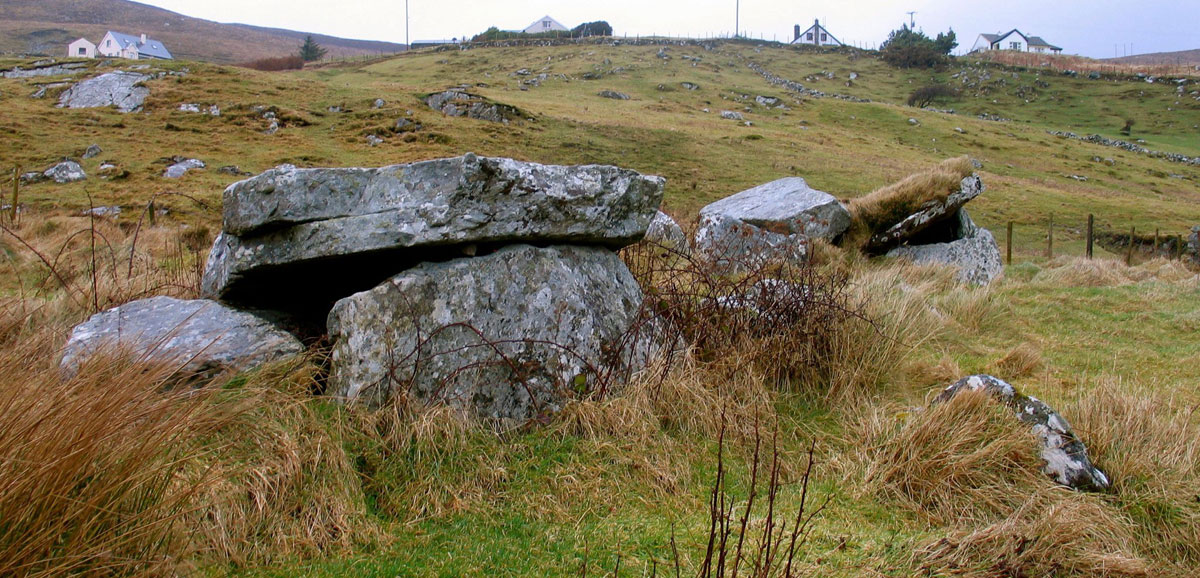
[
  {"x1": 1026, "y1": 36, "x2": 1062, "y2": 50},
  {"x1": 105, "y1": 31, "x2": 173, "y2": 59},
  {"x1": 524, "y1": 15, "x2": 568, "y2": 32},
  {"x1": 793, "y1": 20, "x2": 841, "y2": 45},
  {"x1": 982, "y1": 29, "x2": 1060, "y2": 50}
]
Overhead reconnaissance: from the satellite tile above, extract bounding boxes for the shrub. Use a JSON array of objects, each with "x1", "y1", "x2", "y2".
[
  {"x1": 880, "y1": 25, "x2": 956, "y2": 69},
  {"x1": 906, "y1": 84, "x2": 958, "y2": 108},
  {"x1": 240, "y1": 55, "x2": 305, "y2": 71}
]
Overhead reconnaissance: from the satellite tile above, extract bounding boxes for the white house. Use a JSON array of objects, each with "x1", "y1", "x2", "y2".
[
  {"x1": 67, "y1": 38, "x2": 96, "y2": 59},
  {"x1": 792, "y1": 19, "x2": 842, "y2": 47},
  {"x1": 96, "y1": 31, "x2": 174, "y2": 60},
  {"x1": 971, "y1": 29, "x2": 1062, "y2": 54},
  {"x1": 522, "y1": 15, "x2": 569, "y2": 35}
]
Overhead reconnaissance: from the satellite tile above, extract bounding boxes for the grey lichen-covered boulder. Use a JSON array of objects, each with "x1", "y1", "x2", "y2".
[
  {"x1": 201, "y1": 154, "x2": 664, "y2": 306},
  {"x1": 598, "y1": 90, "x2": 631, "y2": 100},
  {"x1": 934, "y1": 374, "x2": 1110, "y2": 492},
  {"x1": 644, "y1": 210, "x2": 690, "y2": 252},
  {"x1": 43, "y1": 161, "x2": 87, "y2": 183},
  {"x1": 328, "y1": 244, "x2": 661, "y2": 421},
  {"x1": 695, "y1": 177, "x2": 850, "y2": 272},
  {"x1": 57, "y1": 71, "x2": 152, "y2": 112},
  {"x1": 1187, "y1": 226, "x2": 1199, "y2": 265},
  {"x1": 164, "y1": 158, "x2": 205, "y2": 178},
  {"x1": 60, "y1": 296, "x2": 304, "y2": 380},
  {"x1": 887, "y1": 212, "x2": 1003, "y2": 285},
  {"x1": 864, "y1": 175, "x2": 984, "y2": 254},
  {"x1": 424, "y1": 89, "x2": 524, "y2": 123}
]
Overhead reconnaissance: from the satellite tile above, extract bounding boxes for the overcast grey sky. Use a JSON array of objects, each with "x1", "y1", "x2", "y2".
[{"x1": 138, "y1": 0, "x2": 1198, "y2": 59}]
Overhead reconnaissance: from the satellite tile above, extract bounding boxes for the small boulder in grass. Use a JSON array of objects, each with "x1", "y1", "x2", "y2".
[{"x1": 934, "y1": 374, "x2": 1110, "y2": 492}]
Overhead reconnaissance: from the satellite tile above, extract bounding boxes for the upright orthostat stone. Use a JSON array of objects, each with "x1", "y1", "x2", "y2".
[
  {"x1": 328, "y1": 244, "x2": 659, "y2": 420},
  {"x1": 202, "y1": 154, "x2": 664, "y2": 302},
  {"x1": 865, "y1": 175, "x2": 984, "y2": 254},
  {"x1": 935, "y1": 375, "x2": 1110, "y2": 492},
  {"x1": 60, "y1": 297, "x2": 304, "y2": 380},
  {"x1": 695, "y1": 177, "x2": 849, "y2": 272},
  {"x1": 644, "y1": 210, "x2": 690, "y2": 252},
  {"x1": 57, "y1": 71, "x2": 152, "y2": 113},
  {"x1": 887, "y1": 210, "x2": 1003, "y2": 285}
]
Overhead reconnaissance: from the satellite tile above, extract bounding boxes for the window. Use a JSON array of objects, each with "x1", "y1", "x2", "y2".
[
  {"x1": 106, "y1": 39, "x2": 111, "y2": 47},
  {"x1": 806, "y1": 32, "x2": 813, "y2": 40},
  {"x1": 1010, "y1": 41, "x2": 1021, "y2": 50},
  {"x1": 821, "y1": 33, "x2": 827, "y2": 41},
  {"x1": 78, "y1": 47, "x2": 86, "y2": 55},
  {"x1": 544, "y1": 21, "x2": 551, "y2": 28}
]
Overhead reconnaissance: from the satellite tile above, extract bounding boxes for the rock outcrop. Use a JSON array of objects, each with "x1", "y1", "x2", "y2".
[
  {"x1": 57, "y1": 71, "x2": 152, "y2": 113},
  {"x1": 202, "y1": 154, "x2": 664, "y2": 308},
  {"x1": 42, "y1": 161, "x2": 87, "y2": 183},
  {"x1": 887, "y1": 210, "x2": 1003, "y2": 285},
  {"x1": 61, "y1": 297, "x2": 304, "y2": 380},
  {"x1": 328, "y1": 244, "x2": 660, "y2": 419},
  {"x1": 424, "y1": 89, "x2": 524, "y2": 123},
  {"x1": 935, "y1": 375, "x2": 1110, "y2": 492},
  {"x1": 164, "y1": 158, "x2": 205, "y2": 179},
  {"x1": 695, "y1": 177, "x2": 849, "y2": 272}
]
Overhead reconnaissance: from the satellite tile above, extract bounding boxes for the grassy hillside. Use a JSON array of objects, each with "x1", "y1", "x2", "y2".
[
  {"x1": 1, "y1": 40, "x2": 1199, "y2": 576},
  {"x1": 0, "y1": 0, "x2": 405, "y2": 62}
]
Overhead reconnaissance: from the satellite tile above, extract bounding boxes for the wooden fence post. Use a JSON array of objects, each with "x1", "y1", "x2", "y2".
[
  {"x1": 1126, "y1": 226, "x2": 1136, "y2": 266},
  {"x1": 1154, "y1": 228, "x2": 1160, "y2": 256},
  {"x1": 1006, "y1": 221, "x2": 1013, "y2": 265},
  {"x1": 1177, "y1": 235, "x2": 1185, "y2": 259},
  {"x1": 1047, "y1": 214, "x2": 1054, "y2": 259},
  {"x1": 9, "y1": 166, "x2": 18, "y2": 224},
  {"x1": 1086, "y1": 214, "x2": 1094, "y2": 259}
]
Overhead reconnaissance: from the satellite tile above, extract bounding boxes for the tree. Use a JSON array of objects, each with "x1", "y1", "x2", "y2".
[
  {"x1": 571, "y1": 21, "x2": 613, "y2": 37},
  {"x1": 298, "y1": 35, "x2": 327, "y2": 62},
  {"x1": 879, "y1": 25, "x2": 955, "y2": 69}
]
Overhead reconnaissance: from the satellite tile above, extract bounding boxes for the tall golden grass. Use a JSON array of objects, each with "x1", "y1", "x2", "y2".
[
  {"x1": 973, "y1": 49, "x2": 1198, "y2": 78},
  {"x1": 845, "y1": 156, "x2": 974, "y2": 250}
]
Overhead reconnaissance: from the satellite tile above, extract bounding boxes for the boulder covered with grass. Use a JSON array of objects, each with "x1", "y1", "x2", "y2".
[
  {"x1": 934, "y1": 374, "x2": 1110, "y2": 492},
  {"x1": 57, "y1": 71, "x2": 152, "y2": 113},
  {"x1": 694, "y1": 177, "x2": 849, "y2": 273},
  {"x1": 328, "y1": 244, "x2": 663, "y2": 421},
  {"x1": 60, "y1": 296, "x2": 304, "y2": 380},
  {"x1": 887, "y1": 209, "x2": 1003, "y2": 285},
  {"x1": 201, "y1": 154, "x2": 664, "y2": 309}
]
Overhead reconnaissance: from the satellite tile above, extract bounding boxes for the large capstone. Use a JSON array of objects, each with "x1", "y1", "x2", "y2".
[
  {"x1": 695, "y1": 177, "x2": 849, "y2": 272},
  {"x1": 887, "y1": 210, "x2": 1003, "y2": 285},
  {"x1": 60, "y1": 296, "x2": 304, "y2": 380},
  {"x1": 864, "y1": 175, "x2": 984, "y2": 254},
  {"x1": 57, "y1": 71, "x2": 152, "y2": 113},
  {"x1": 202, "y1": 154, "x2": 664, "y2": 314},
  {"x1": 328, "y1": 244, "x2": 661, "y2": 421},
  {"x1": 935, "y1": 374, "x2": 1110, "y2": 492}
]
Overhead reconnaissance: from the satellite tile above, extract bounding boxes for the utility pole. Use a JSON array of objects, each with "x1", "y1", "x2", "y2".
[
  {"x1": 906, "y1": 11, "x2": 916, "y2": 28},
  {"x1": 405, "y1": 0, "x2": 410, "y2": 50},
  {"x1": 735, "y1": 0, "x2": 740, "y2": 38}
]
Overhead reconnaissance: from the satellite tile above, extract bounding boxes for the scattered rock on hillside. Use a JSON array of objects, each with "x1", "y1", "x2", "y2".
[
  {"x1": 82, "y1": 206, "x2": 121, "y2": 218},
  {"x1": 82, "y1": 144, "x2": 102, "y2": 159},
  {"x1": 164, "y1": 158, "x2": 205, "y2": 178},
  {"x1": 43, "y1": 161, "x2": 87, "y2": 183},
  {"x1": 2, "y1": 62, "x2": 89, "y2": 79},
  {"x1": 373, "y1": 98, "x2": 386, "y2": 108},
  {"x1": 695, "y1": 177, "x2": 849, "y2": 273},
  {"x1": 218, "y1": 165, "x2": 252, "y2": 176},
  {"x1": 644, "y1": 210, "x2": 690, "y2": 252},
  {"x1": 60, "y1": 296, "x2": 304, "y2": 381},
  {"x1": 328, "y1": 244, "x2": 663, "y2": 419},
  {"x1": 720, "y1": 110, "x2": 744, "y2": 121},
  {"x1": 57, "y1": 71, "x2": 152, "y2": 112},
  {"x1": 424, "y1": 89, "x2": 524, "y2": 123},
  {"x1": 864, "y1": 174, "x2": 984, "y2": 254},
  {"x1": 1187, "y1": 226, "x2": 1200, "y2": 265},
  {"x1": 202, "y1": 154, "x2": 664, "y2": 308},
  {"x1": 935, "y1": 374, "x2": 1110, "y2": 492},
  {"x1": 394, "y1": 118, "x2": 422, "y2": 132},
  {"x1": 598, "y1": 90, "x2": 630, "y2": 100},
  {"x1": 681, "y1": 82, "x2": 700, "y2": 91}
]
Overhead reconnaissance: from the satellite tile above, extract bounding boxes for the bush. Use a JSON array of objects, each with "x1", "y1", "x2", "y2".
[
  {"x1": 907, "y1": 83, "x2": 958, "y2": 108},
  {"x1": 880, "y1": 25, "x2": 956, "y2": 69},
  {"x1": 240, "y1": 55, "x2": 305, "y2": 71},
  {"x1": 571, "y1": 21, "x2": 612, "y2": 37}
]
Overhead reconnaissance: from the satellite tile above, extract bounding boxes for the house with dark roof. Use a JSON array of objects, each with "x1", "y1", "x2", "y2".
[
  {"x1": 791, "y1": 19, "x2": 842, "y2": 47},
  {"x1": 96, "y1": 31, "x2": 173, "y2": 60},
  {"x1": 971, "y1": 29, "x2": 1062, "y2": 54}
]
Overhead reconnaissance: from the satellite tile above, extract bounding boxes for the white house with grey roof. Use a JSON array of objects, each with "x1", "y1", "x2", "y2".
[
  {"x1": 95, "y1": 31, "x2": 174, "y2": 60},
  {"x1": 971, "y1": 29, "x2": 1062, "y2": 54},
  {"x1": 522, "y1": 15, "x2": 569, "y2": 34}
]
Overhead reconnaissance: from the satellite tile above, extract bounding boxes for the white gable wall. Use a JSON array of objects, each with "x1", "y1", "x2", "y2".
[
  {"x1": 68, "y1": 38, "x2": 96, "y2": 58},
  {"x1": 970, "y1": 35, "x2": 994, "y2": 52}
]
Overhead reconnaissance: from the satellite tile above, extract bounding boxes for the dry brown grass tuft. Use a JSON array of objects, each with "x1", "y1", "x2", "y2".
[
  {"x1": 852, "y1": 390, "x2": 1048, "y2": 525},
  {"x1": 915, "y1": 494, "x2": 1149, "y2": 578},
  {"x1": 988, "y1": 342, "x2": 1044, "y2": 379},
  {"x1": 845, "y1": 156, "x2": 974, "y2": 249},
  {"x1": 1032, "y1": 256, "x2": 1199, "y2": 288}
]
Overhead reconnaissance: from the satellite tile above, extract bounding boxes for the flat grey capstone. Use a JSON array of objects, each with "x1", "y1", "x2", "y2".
[
  {"x1": 61, "y1": 296, "x2": 304, "y2": 380},
  {"x1": 202, "y1": 154, "x2": 664, "y2": 300},
  {"x1": 327, "y1": 244, "x2": 661, "y2": 421},
  {"x1": 935, "y1": 374, "x2": 1110, "y2": 492},
  {"x1": 887, "y1": 227, "x2": 1003, "y2": 285},
  {"x1": 57, "y1": 71, "x2": 152, "y2": 112},
  {"x1": 865, "y1": 175, "x2": 984, "y2": 254},
  {"x1": 694, "y1": 176, "x2": 850, "y2": 272}
]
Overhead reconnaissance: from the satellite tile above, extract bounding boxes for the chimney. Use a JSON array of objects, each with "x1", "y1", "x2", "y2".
[
  {"x1": 140, "y1": 33, "x2": 147, "y2": 44},
  {"x1": 794, "y1": 25, "x2": 801, "y2": 42}
]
